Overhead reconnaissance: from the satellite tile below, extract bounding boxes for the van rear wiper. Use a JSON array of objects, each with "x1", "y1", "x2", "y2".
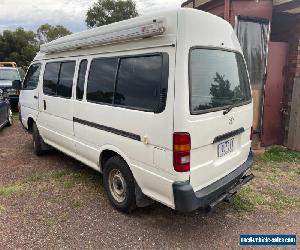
[{"x1": 223, "y1": 105, "x2": 234, "y2": 115}]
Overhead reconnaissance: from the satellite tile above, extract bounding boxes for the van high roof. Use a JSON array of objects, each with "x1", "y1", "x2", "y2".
[{"x1": 34, "y1": 8, "x2": 240, "y2": 61}]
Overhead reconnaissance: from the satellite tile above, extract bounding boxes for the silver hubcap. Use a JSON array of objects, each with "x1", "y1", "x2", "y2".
[
  {"x1": 8, "y1": 109, "x2": 12, "y2": 124},
  {"x1": 108, "y1": 169, "x2": 126, "y2": 203}
]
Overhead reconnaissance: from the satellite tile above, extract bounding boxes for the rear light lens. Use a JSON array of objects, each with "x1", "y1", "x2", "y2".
[
  {"x1": 173, "y1": 132, "x2": 191, "y2": 172},
  {"x1": 250, "y1": 126, "x2": 253, "y2": 140}
]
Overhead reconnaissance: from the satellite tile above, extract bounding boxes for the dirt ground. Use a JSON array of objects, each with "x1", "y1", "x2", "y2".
[{"x1": 0, "y1": 120, "x2": 299, "y2": 249}]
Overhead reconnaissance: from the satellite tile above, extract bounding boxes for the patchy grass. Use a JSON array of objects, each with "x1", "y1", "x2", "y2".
[
  {"x1": 0, "y1": 168, "x2": 101, "y2": 225},
  {"x1": 256, "y1": 146, "x2": 300, "y2": 163},
  {"x1": 232, "y1": 146, "x2": 300, "y2": 212},
  {"x1": 0, "y1": 204, "x2": 5, "y2": 214},
  {"x1": 70, "y1": 199, "x2": 83, "y2": 209},
  {"x1": 0, "y1": 183, "x2": 26, "y2": 196},
  {"x1": 232, "y1": 186, "x2": 262, "y2": 212},
  {"x1": 232, "y1": 185, "x2": 300, "y2": 212},
  {"x1": 49, "y1": 169, "x2": 102, "y2": 190},
  {"x1": 269, "y1": 189, "x2": 300, "y2": 210},
  {"x1": 0, "y1": 168, "x2": 102, "y2": 199},
  {"x1": 23, "y1": 175, "x2": 43, "y2": 183},
  {"x1": 12, "y1": 112, "x2": 19, "y2": 119}
]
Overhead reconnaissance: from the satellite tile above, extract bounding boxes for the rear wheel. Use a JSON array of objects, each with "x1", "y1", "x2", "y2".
[
  {"x1": 103, "y1": 156, "x2": 136, "y2": 213},
  {"x1": 32, "y1": 123, "x2": 45, "y2": 156},
  {"x1": 6, "y1": 106, "x2": 13, "y2": 127}
]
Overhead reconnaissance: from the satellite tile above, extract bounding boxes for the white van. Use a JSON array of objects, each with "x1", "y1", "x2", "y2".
[{"x1": 18, "y1": 8, "x2": 254, "y2": 213}]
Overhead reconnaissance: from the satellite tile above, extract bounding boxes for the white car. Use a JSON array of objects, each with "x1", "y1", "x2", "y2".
[{"x1": 18, "y1": 8, "x2": 254, "y2": 213}]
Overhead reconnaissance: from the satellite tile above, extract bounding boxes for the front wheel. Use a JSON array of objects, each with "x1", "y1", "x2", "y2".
[{"x1": 103, "y1": 156, "x2": 136, "y2": 213}]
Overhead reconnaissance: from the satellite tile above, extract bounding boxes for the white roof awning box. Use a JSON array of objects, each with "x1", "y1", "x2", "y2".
[{"x1": 40, "y1": 18, "x2": 167, "y2": 54}]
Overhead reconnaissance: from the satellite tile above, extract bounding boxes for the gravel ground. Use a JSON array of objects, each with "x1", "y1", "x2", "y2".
[{"x1": 0, "y1": 121, "x2": 299, "y2": 249}]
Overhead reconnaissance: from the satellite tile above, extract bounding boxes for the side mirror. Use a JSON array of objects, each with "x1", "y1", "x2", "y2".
[{"x1": 12, "y1": 80, "x2": 22, "y2": 90}]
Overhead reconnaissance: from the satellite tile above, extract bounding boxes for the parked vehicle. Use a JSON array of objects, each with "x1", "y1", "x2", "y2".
[
  {"x1": 0, "y1": 89, "x2": 13, "y2": 129},
  {"x1": 0, "y1": 67, "x2": 24, "y2": 111},
  {"x1": 0, "y1": 62, "x2": 17, "y2": 68},
  {"x1": 18, "y1": 9, "x2": 254, "y2": 213}
]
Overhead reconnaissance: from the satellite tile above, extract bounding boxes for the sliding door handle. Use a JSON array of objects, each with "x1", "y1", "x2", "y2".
[
  {"x1": 43, "y1": 100, "x2": 46, "y2": 110},
  {"x1": 34, "y1": 95, "x2": 38, "y2": 99}
]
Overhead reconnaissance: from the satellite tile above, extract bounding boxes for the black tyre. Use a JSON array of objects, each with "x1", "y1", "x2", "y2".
[
  {"x1": 5, "y1": 106, "x2": 13, "y2": 127},
  {"x1": 103, "y1": 156, "x2": 136, "y2": 213},
  {"x1": 32, "y1": 123, "x2": 44, "y2": 156}
]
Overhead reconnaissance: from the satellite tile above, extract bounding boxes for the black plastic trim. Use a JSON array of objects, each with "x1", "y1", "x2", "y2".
[
  {"x1": 73, "y1": 117, "x2": 141, "y2": 141},
  {"x1": 213, "y1": 127, "x2": 245, "y2": 143},
  {"x1": 173, "y1": 150, "x2": 254, "y2": 212}
]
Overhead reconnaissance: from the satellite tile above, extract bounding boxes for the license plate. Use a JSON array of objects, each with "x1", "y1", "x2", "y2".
[{"x1": 218, "y1": 138, "x2": 234, "y2": 157}]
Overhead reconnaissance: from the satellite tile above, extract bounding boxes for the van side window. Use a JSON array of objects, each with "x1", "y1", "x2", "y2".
[
  {"x1": 86, "y1": 58, "x2": 118, "y2": 104},
  {"x1": 115, "y1": 56, "x2": 162, "y2": 111},
  {"x1": 43, "y1": 61, "x2": 76, "y2": 98},
  {"x1": 57, "y1": 61, "x2": 75, "y2": 98},
  {"x1": 76, "y1": 60, "x2": 88, "y2": 100},
  {"x1": 23, "y1": 63, "x2": 41, "y2": 89},
  {"x1": 43, "y1": 62, "x2": 60, "y2": 96}
]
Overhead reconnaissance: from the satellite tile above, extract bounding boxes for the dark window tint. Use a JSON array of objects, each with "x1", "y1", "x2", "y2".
[
  {"x1": 115, "y1": 56, "x2": 162, "y2": 111},
  {"x1": 23, "y1": 64, "x2": 41, "y2": 89},
  {"x1": 76, "y1": 60, "x2": 87, "y2": 100},
  {"x1": 190, "y1": 49, "x2": 251, "y2": 114},
  {"x1": 43, "y1": 62, "x2": 60, "y2": 96},
  {"x1": 57, "y1": 61, "x2": 75, "y2": 98},
  {"x1": 87, "y1": 58, "x2": 118, "y2": 104}
]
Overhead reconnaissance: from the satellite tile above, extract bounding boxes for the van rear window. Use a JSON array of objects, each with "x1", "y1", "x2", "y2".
[{"x1": 189, "y1": 48, "x2": 251, "y2": 114}]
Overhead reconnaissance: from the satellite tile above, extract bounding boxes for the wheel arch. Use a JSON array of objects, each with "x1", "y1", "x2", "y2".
[
  {"x1": 98, "y1": 145, "x2": 153, "y2": 208},
  {"x1": 98, "y1": 145, "x2": 131, "y2": 173},
  {"x1": 27, "y1": 116, "x2": 35, "y2": 133}
]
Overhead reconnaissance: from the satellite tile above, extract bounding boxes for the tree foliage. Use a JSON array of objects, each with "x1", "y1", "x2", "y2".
[
  {"x1": 37, "y1": 24, "x2": 72, "y2": 44},
  {"x1": 86, "y1": 0, "x2": 138, "y2": 28},
  {"x1": 0, "y1": 28, "x2": 39, "y2": 67}
]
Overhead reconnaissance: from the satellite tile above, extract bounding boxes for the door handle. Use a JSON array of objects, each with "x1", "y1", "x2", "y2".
[
  {"x1": 43, "y1": 100, "x2": 46, "y2": 110},
  {"x1": 34, "y1": 95, "x2": 38, "y2": 99}
]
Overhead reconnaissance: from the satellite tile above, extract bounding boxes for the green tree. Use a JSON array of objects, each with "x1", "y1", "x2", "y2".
[
  {"x1": 37, "y1": 24, "x2": 72, "y2": 44},
  {"x1": 210, "y1": 73, "x2": 234, "y2": 107},
  {"x1": 0, "y1": 28, "x2": 38, "y2": 67},
  {"x1": 86, "y1": 0, "x2": 138, "y2": 28}
]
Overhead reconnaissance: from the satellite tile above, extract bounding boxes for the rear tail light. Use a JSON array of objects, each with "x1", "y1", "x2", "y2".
[
  {"x1": 250, "y1": 126, "x2": 253, "y2": 140},
  {"x1": 173, "y1": 132, "x2": 191, "y2": 172}
]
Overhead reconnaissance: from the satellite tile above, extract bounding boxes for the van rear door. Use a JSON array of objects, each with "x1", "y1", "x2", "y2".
[{"x1": 187, "y1": 48, "x2": 252, "y2": 192}]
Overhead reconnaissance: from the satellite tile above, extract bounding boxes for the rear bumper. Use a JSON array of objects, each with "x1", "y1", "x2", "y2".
[{"x1": 173, "y1": 151, "x2": 254, "y2": 212}]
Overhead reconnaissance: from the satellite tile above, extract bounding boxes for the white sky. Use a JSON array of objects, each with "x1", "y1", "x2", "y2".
[{"x1": 0, "y1": 0, "x2": 184, "y2": 32}]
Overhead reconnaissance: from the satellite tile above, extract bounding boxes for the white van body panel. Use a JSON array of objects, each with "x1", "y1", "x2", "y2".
[
  {"x1": 174, "y1": 10, "x2": 252, "y2": 192},
  {"x1": 71, "y1": 46, "x2": 176, "y2": 207},
  {"x1": 19, "y1": 9, "x2": 253, "y2": 211},
  {"x1": 19, "y1": 63, "x2": 44, "y2": 129},
  {"x1": 37, "y1": 59, "x2": 77, "y2": 153}
]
